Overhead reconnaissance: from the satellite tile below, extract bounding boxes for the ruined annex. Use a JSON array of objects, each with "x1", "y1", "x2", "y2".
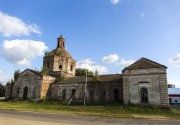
[{"x1": 5, "y1": 35, "x2": 169, "y2": 107}]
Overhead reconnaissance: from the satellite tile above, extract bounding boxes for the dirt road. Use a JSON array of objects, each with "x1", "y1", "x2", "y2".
[{"x1": 0, "y1": 110, "x2": 179, "y2": 125}]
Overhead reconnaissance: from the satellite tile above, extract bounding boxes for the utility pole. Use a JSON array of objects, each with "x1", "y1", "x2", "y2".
[{"x1": 84, "y1": 70, "x2": 87, "y2": 106}]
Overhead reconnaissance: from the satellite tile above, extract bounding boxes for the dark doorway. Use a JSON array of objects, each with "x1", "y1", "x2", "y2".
[
  {"x1": 23, "y1": 86, "x2": 28, "y2": 100},
  {"x1": 62, "y1": 89, "x2": 66, "y2": 100},
  {"x1": 114, "y1": 89, "x2": 119, "y2": 101},
  {"x1": 141, "y1": 87, "x2": 148, "y2": 103}
]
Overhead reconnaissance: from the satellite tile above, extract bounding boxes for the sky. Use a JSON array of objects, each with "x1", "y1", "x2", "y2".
[{"x1": 0, "y1": 0, "x2": 180, "y2": 87}]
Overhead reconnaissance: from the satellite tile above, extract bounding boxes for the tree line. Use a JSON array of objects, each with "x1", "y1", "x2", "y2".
[{"x1": 0, "y1": 83, "x2": 5, "y2": 97}]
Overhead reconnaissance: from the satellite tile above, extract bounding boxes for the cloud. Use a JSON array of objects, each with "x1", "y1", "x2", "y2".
[
  {"x1": 169, "y1": 53, "x2": 180, "y2": 66},
  {"x1": 110, "y1": 0, "x2": 121, "y2": 5},
  {"x1": 102, "y1": 54, "x2": 119, "y2": 63},
  {"x1": 1, "y1": 39, "x2": 48, "y2": 66},
  {"x1": 168, "y1": 79, "x2": 180, "y2": 88},
  {"x1": 116, "y1": 58, "x2": 135, "y2": 68},
  {"x1": 0, "y1": 70, "x2": 12, "y2": 85},
  {"x1": 77, "y1": 58, "x2": 108, "y2": 74},
  {"x1": 0, "y1": 11, "x2": 41, "y2": 37}
]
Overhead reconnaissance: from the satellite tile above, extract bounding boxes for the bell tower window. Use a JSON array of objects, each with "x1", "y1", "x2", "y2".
[{"x1": 59, "y1": 65, "x2": 62, "y2": 70}]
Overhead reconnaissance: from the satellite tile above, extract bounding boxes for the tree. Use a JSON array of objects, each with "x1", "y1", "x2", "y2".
[
  {"x1": 55, "y1": 74, "x2": 65, "y2": 82},
  {"x1": 41, "y1": 67, "x2": 49, "y2": 75},
  {"x1": 44, "y1": 51, "x2": 50, "y2": 56},
  {"x1": 92, "y1": 70, "x2": 100, "y2": 83},
  {"x1": 0, "y1": 83, "x2": 5, "y2": 97},
  {"x1": 10, "y1": 79, "x2": 14, "y2": 85},
  {"x1": 75, "y1": 68, "x2": 94, "y2": 77},
  {"x1": 14, "y1": 69, "x2": 21, "y2": 81}
]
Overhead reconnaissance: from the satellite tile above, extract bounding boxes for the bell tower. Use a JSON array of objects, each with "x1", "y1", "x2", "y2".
[
  {"x1": 43, "y1": 35, "x2": 76, "y2": 77},
  {"x1": 57, "y1": 35, "x2": 65, "y2": 48}
]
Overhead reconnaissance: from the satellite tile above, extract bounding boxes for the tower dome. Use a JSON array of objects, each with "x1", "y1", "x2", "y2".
[{"x1": 43, "y1": 35, "x2": 76, "y2": 76}]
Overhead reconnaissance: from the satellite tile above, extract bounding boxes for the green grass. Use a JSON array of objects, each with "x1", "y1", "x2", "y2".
[{"x1": 0, "y1": 100, "x2": 180, "y2": 120}]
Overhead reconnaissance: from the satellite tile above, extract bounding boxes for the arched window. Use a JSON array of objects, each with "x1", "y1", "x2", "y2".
[
  {"x1": 70, "y1": 65, "x2": 73, "y2": 71},
  {"x1": 72, "y1": 89, "x2": 76, "y2": 96},
  {"x1": 140, "y1": 87, "x2": 148, "y2": 103},
  {"x1": 72, "y1": 89, "x2": 76, "y2": 99},
  {"x1": 62, "y1": 89, "x2": 66, "y2": 100}
]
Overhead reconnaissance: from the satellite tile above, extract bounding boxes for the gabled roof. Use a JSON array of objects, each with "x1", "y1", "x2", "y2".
[
  {"x1": 123, "y1": 57, "x2": 167, "y2": 71},
  {"x1": 19, "y1": 69, "x2": 42, "y2": 77},
  {"x1": 55, "y1": 74, "x2": 122, "y2": 84}
]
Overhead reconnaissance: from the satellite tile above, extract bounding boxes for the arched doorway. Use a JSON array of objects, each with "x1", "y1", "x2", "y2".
[
  {"x1": 140, "y1": 87, "x2": 148, "y2": 103},
  {"x1": 23, "y1": 86, "x2": 28, "y2": 100}
]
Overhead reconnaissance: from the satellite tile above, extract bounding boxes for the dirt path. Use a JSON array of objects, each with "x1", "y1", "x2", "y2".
[{"x1": 0, "y1": 110, "x2": 179, "y2": 125}]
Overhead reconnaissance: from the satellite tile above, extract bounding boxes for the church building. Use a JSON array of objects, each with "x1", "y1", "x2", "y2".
[{"x1": 5, "y1": 35, "x2": 169, "y2": 107}]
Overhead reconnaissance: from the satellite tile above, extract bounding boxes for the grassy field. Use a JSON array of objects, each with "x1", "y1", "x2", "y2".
[{"x1": 0, "y1": 100, "x2": 179, "y2": 120}]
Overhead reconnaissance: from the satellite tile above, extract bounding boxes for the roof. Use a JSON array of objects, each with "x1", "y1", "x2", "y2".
[
  {"x1": 55, "y1": 74, "x2": 123, "y2": 84},
  {"x1": 45, "y1": 47, "x2": 72, "y2": 58},
  {"x1": 19, "y1": 69, "x2": 42, "y2": 76},
  {"x1": 168, "y1": 88, "x2": 180, "y2": 94},
  {"x1": 123, "y1": 57, "x2": 167, "y2": 71}
]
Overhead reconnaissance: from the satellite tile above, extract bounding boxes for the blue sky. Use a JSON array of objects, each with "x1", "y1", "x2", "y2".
[{"x1": 0, "y1": 0, "x2": 180, "y2": 87}]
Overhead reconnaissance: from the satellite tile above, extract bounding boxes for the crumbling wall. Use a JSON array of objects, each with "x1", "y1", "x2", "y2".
[
  {"x1": 41, "y1": 75, "x2": 56, "y2": 99},
  {"x1": 123, "y1": 68, "x2": 169, "y2": 106},
  {"x1": 50, "y1": 81, "x2": 123, "y2": 103},
  {"x1": 12, "y1": 70, "x2": 42, "y2": 100}
]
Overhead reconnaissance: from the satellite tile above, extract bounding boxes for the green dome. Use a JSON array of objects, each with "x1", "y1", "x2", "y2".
[{"x1": 45, "y1": 48, "x2": 72, "y2": 58}]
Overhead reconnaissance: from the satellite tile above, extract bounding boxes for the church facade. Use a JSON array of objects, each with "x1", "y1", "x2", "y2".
[{"x1": 5, "y1": 35, "x2": 169, "y2": 107}]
